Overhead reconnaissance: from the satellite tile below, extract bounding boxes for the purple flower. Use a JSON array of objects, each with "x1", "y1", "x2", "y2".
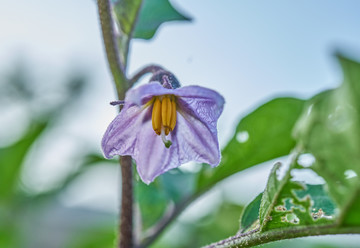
[{"x1": 102, "y1": 81, "x2": 224, "y2": 184}]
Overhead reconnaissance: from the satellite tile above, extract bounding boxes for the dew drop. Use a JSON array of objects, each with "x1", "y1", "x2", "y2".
[
  {"x1": 236, "y1": 131, "x2": 249, "y2": 143},
  {"x1": 297, "y1": 153, "x2": 315, "y2": 167},
  {"x1": 344, "y1": 169, "x2": 357, "y2": 179}
]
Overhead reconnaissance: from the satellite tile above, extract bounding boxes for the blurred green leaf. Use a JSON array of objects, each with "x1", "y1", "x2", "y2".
[
  {"x1": 153, "y1": 202, "x2": 243, "y2": 248},
  {"x1": 113, "y1": 0, "x2": 142, "y2": 64},
  {"x1": 240, "y1": 193, "x2": 262, "y2": 231},
  {"x1": 136, "y1": 168, "x2": 195, "y2": 231},
  {"x1": 0, "y1": 227, "x2": 17, "y2": 248},
  {"x1": 136, "y1": 178, "x2": 169, "y2": 230},
  {"x1": 67, "y1": 225, "x2": 115, "y2": 248},
  {"x1": 294, "y1": 55, "x2": 360, "y2": 225},
  {"x1": 160, "y1": 169, "x2": 195, "y2": 203},
  {"x1": 82, "y1": 153, "x2": 118, "y2": 165},
  {"x1": 196, "y1": 97, "x2": 305, "y2": 192},
  {"x1": 0, "y1": 121, "x2": 48, "y2": 202},
  {"x1": 0, "y1": 120, "x2": 48, "y2": 248},
  {"x1": 133, "y1": 0, "x2": 191, "y2": 39}
]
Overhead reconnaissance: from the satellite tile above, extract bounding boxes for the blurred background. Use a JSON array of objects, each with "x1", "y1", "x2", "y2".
[{"x1": 1, "y1": 0, "x2": 360, "y2": 247}]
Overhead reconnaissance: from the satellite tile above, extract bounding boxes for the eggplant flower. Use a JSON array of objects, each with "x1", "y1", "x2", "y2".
[{"x1": 102, "y1": 78, "x2": 224, "y2": 184}]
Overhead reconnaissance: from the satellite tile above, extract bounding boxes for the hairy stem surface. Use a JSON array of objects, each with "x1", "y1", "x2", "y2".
[
  {"x1": 120, "y1": 156, "x2": 133, "y2": 248},
  {"x1": 97, "y1": 0, "x2": 128, "y2": 99},
  {"x1": 205, "y1": 225, "x2": 360, "y2": 248},
  {"x1": 129, "y1": 65, "x2": 164, "y2": 86},
  {"x1": 97, "y1": 1, "x2": 133, "y2": 247}
]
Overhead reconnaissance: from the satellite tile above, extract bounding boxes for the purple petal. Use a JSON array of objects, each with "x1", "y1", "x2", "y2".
[
  {"x1": 101, "y1": 103, "x2": 148, "y2": 158},
  {"x1": 126, "y1": 83, "x2": 224, "y2": 115},
  {"x1": 125, "y1": 82, "x2": 175, "y2": 106},
  {"x1": 134, "y1": 121, "x2": 180, "y2": 184},
  {"x1": 176, "y1": 86, "x2": 224, "y2": 136},
  {"x1": 135, "y1": 108, "x2": 221, "y2": 184},
  {"x1": 171, "y1": 110, "x2": 221, "y2": 166}
]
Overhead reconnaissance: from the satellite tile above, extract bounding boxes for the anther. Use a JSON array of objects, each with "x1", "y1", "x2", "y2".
[
  {"x1": 151, "y1": 95, "x2": 178, "y2": 142},
  {"x1": 152, "y1": 97, "x2": 162, "y2": 135},
  {"x1": 161, "y1": 95, "x2": 172, "y2": 128},
  {"x1": 170, "y1": 98, "x2": 177, "y2": 131}
]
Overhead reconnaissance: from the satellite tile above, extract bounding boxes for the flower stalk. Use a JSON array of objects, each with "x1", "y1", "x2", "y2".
[
  {"x1": 129, "y1": 65, "x2": 165, "y2": 87},
  {"x1": 97, "y1": 0, "x2": 132, "y2": 247}
]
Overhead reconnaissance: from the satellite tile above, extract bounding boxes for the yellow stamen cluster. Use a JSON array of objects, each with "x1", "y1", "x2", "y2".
[{"x1": 151, "y1": 95, "x2": 177, "y2": 136}]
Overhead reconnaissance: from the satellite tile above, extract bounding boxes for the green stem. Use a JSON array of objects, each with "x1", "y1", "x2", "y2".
[
  {"x1": 120, "y1": 156, "x2": 133, "y2": 248},
  {"x1": 205, "y1": 225, "x2": 360, "y2": 248},
  {"x1": 97, "y1": 0, "x2": 128, "y2": 99},
  {"x1": 97, "y1": 1, "x2": 133, "y2": 247}
]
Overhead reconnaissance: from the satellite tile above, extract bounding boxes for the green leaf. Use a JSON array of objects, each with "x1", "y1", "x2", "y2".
[
  {"x1": 295, "y1": 184, "x2": 336, "y2": 216},
  {"x1": 263, "y1": 180, "x2": 334, "y2": 231},
  {"x1": 160, "y1": 169, "x2": 195, "y2": 203},
  {"x1": 112, "y1": 0, "x2": 142, "y2": 64},
  {"x1": 258, "y1": 159, "x2": 336, "y2": 230},
  {"x1": 153, "y1": 201, "x2": 243, "y2": 248},
  {"x1": 135, "y1": 168, "x2": 195, "y2": 231},
  {"x1": 0, "y1": 120, "x2": 48, "y2": 248},
  {"x1": 294, "y1": 55, "x2": 360, "y2": 226},
  {"x1": 113, "y1": 0, "x2": 142, "y2": 35},
  {"x1": 0, "y1": 121, "x2": 48, "y2": 202},
  {"x1": 196, "y1": 98, "x2": 305, "y2": 192},
  {"x1": 82, "y1": 153, "x2": 118, "y2": 166},
  {"x1": 259, "y1": 162, "x2": 287, "y2": 227},
  {"x1": 133, "y1": 0, "x2": 191, "y2": 39},
  {"x1": 136, "y1": 178, "x2": 169, "y2": 230},
  {"x1": 112, "y1": 0, "x2": 191, "y2": 64},
  {"x1": 240, "y1": 193, "x2": 262, "y2": 231},
  {"x1": 242, "y1": 183, "x2": 336, "y2": 233},
  {"x1": 67, "y1": 225, "x2": 115, "y2": 248}
]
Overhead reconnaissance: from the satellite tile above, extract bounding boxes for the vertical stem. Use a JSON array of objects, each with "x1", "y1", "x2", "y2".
[
  {"x1": 120, "y1": 156, "x2": 133, "y2": 248},
  {"x1": 97, "y1": 1, "x2": 133, "y2": 247},
  {"x1": 97, "y1": 0, "x2": 128, "y2": 99}
]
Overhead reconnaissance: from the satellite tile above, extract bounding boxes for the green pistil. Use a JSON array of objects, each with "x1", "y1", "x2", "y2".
[{"x1": 161, "y1": 128, "x2": 172, "y2": 148}]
